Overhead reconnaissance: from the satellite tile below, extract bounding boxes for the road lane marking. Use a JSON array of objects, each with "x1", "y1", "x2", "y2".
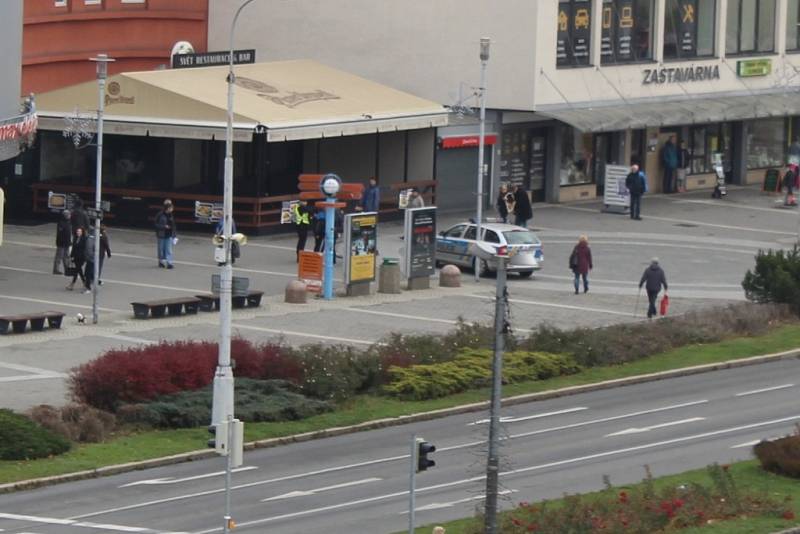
[
  {"x1": 674, "y1": 199, "x2": 800, "y2": 215},
  {"x1": 533, "y1": 273, "x2": 742, "y2": 289},
  {"x1": 347, "y1": 308, "x2": 460, "y2": 325},
  {"x1": 231, "y1": 323, "x2": 376, "y2": 346},
  {"x1": 100, "y1": 334, "x2": 158, "y2": 346},
  {"x1": 735, "y1": 384, "x2": 794, "y2": 397},
  {"x1": 119, "y1": 466, "x2": 258, "y2": 488},
  {"x1": 400, "y1": 490, "x2": 516, "y2": 513},
  {"x1": 261, "y1": 477, "x2": 382, "y2": 502},
  {"x1": 730, "y1": 436, "x2": 784, "y2": 449},
  {"x1": 604, "y1": 417, "x2": 706, "y2": 437},
  {"x1": 0, "y1": 266, "x2": 205, "y2": 294},
  {"x1": 465, "y1": 294, "x2": 634, "y2": 317},
  {"x1": 541, "y1": 240, "x2": 757, "y2": 255},
  {"x1": 468, "y1": 407, "x2": 588, "y2": 426},
  {"x1": 0, "y1": 293, "x2": 124, "y2": 313},
  {"x1": 0, "y1": 513, "x2": 186, "y2": 533}
]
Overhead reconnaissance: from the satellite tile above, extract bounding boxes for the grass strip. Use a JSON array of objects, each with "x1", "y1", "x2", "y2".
[
  {"x1": 2, "y1": 324, "x2": 800, "y2": 484},
  {"x1": 407, "y1": 461, "x2": 800, "y2": 534}
]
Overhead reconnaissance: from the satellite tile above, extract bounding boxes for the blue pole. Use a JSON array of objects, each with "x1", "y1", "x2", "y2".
[{"x1": 323, "y1": 198, "x2": 335, "y2": 300}]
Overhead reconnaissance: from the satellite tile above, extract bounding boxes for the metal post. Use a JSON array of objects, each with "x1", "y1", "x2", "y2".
[
  {"x1": 408, "y1": 433, "x2": 417, "y2": 534},
  {"x1": 323, "y1": 200, "x2": 336, "y2": 300},
  {"x1": 223, "y1": 415, "x2": 233, "y2": 534},
  {"x1": 89, "y1": 54, "x2": 113, "y2": 324},
  {"x1": 484, "y1": 253, "x2": 506, "y2": 534},
  {"x1": 475, "y1": 38, "x2": 490, "y2": 282}
]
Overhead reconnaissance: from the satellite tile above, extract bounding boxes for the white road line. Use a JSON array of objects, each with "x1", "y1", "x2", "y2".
[
  {"x1": 99, "y1": 334, "x2": 158, "y2": 346},
  {"x1": 0, "y1": 513, "x2": 186, "y2": 533},
  {"x1": 0, "y1": 293, "x2": 124, "y2": 313},
  {"x1": 534, "y1": 273, "x2": 742, "y2": 289},
  {"x1": 563, "y1": 206, "x2": 796, "y2": 236},
  {"x1": 231, "y1": 323, "x2": 376, "y2": 346},
  {"x1": 735, "y1": 384, "x2": 795, "y2": 397},
  {"x1": 119, "y1": 466, "x2": 258, "y2": 488},
  {"x1": 604, "y1": 417, "x2": 706, "y2": 437},
  {"x1": 400, "y1": 490, "x2": 516, "y2": 513},
  {"x1": 0, "y1": 374, "x2": 66, "y2": 383},
  {"x1": 730, "y1": 436, "x2": 784, "y2": 449},
  {"x1": 543, "y1": 240, "x2": 758, "y2": 255},
  {"x1": 675, "y1": 198, "x2": 800, "y2": 215},
  {"x1": 347, "y1": 308, "x2": 459, "y2": 325},
  {"x1": 0, "y1": 362, "x2": 63, "y2": 375},
  {"x1": 197, "y1": 414, "x2": 800, "y2": 532},
  {"x1": 468, "y1": 407, "x2": 587, "y2": 426},
  {"x1": 261, "y1": 477, "x2": 382, "y2": 502},
  {"x1": 465, "y1": 294, "x2": 633, "y2": 317}
]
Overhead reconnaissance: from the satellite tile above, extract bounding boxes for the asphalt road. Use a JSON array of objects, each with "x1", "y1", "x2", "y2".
[
  {"x1": 1, "y1": 358, "x2": 799, "y2": 534},
  {"x1": 0, "y1": 185, "x2": 786, "y2": 411}
]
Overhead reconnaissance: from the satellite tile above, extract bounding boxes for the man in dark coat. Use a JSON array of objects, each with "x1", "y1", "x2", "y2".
[
  {"x1": 70, "y1": 198, "x2": 89, "y2": 236},
  {"x1": 662, "y1": 135, "x2": 678, "y2": 194},
  {"x1": 53, "y1": 210, "x2": 72, "y2": 274},
  {"x1": 639, "y1": 257, "x2": 668, "y2": 319},
  {"x1": 361, "y1": 177, "x2": 380, "y2": 212},
  {"x1": 625, "y1": 164, "x2": 646, "y2": 220},
  {"x1": 513, "y1": 185, "x2": 533, "y2": 227},
  {"x1": 154, "y1": 199, "x2": 176, "y2": 269},
  {"x1": 570, "y1": 235, "x2": 593, "y2": 294}
]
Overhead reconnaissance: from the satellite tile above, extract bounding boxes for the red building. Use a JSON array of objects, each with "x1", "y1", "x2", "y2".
[{"x1": 23, "y1": 0, "x2": 208, "y2": 95}]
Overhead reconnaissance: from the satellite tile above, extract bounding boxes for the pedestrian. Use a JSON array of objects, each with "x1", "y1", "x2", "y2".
[
  {"x1": 676, "y1": 140, "x2": 691, "y2": 193},
  {"x1": 569, "y1": 235, "x2": 593, "y2": 294},
  {"x1": 783, "y1": 163, "x2": 799, "y2": 206},
  {"x1": 662, "y1": 135, "x2": 678, "y2": 194},
  {"x1": 84, "y1": 226, "x2": 111, "y2": 289},
  {"x1": 70, "y1": 197, "x2": 89, "y2": 237},
  {"x1": 496, "y1": 184, "x2": 509, "y2": 223},
  {"x1": 53, "y1": 210, "x2": 72, "y2": 275},
  {"x1": 362, "y1": 177, "x2": 380, "y2": 212},
  {"x1": 313, "y1": 206, "x2": 326, "y2": 252},
  {"x1": 293, "y1": 200, "x2": 312, "y2": 261},
  {"x1": 66, "y1": 226, "x2": 88, "y2": 292},
  {"x1": 639, "y1": 257, "x2": 668, "y2": 319},
  {"x1": 407, "y1": 188, "x2": 425, "y2": 209},
  {"x1": 513, "y1": 185, "x2": 533, "y2": 227},
  {"x1": 625, "y1": 163, "x2": 647, "y2": 220},
  {"x1": 154, "y1": 199, "x2": 176, "y2": 269}
]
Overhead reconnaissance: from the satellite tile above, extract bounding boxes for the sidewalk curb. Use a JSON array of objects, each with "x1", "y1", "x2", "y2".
[{"x1": 2, "y1": 348, "x2": 799, "y2": 494}]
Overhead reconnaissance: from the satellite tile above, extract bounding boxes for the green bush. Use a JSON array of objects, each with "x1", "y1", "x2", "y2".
[
  {"x1": 754, "y1": 428, "x2": 800, "y2": 479},
  {"x1": 743, "y1": 247, "x2": 800, "y2": 314},
  {"x1": 0, "y1": 409, "x2": 71, "y2": 460},
  {"x1": 295, "y1": 344, "x2": 377, "y2": 401},
  {"x1": 384, "y1": 349, "x2": 580, "y2": 400},
  {"x1": 116, "y1": 379, "x2": 333, "y2": 429}
]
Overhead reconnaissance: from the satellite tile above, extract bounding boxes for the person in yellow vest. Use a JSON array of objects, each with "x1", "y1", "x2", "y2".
[{"x1": 293, "y1": 200, "x2": 312, "y2": 262}]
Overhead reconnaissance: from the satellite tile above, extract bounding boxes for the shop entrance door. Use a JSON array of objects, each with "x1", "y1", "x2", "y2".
[{"x1": 593, "y1": 133, "x2": 615, "y2": 196}]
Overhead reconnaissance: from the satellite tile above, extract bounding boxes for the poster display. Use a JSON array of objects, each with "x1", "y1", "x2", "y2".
[
  {"x1": 344, "y1": 212, "x2": 377, "y2": 284},
  {"x1": 404, "y1": 207, "x2": 437, "y2": 279},
  {"x1": 398, "y1": 189, "x2": 411, "y2": 209},
  {"x1": 281, "y1": 200, "x2": 299, "y2": 224},
  {"x1": 603, "y1": 164, "x2": 631, "y2": 210},
  {"x1": 47, "y1": 192, "x2": 68, "y2": 211},
  {"x1": 558, "y1": 1, "x2": 592, "y2": 66},
  {"x1": 298, "y1": 251, "x2": 323, "y2": 293},
  {"x1": 194, "y1": 201, "x2": 223, "y2": 223}
]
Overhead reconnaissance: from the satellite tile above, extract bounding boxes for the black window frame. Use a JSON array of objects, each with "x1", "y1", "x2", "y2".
[
  {"x1": 663, "y1": 0, "x2": 717, "y2": 60},
  {"x1": 787, "y1": 0, "x2": 800, "y2": 51},
  {"x1": 601, "y1": 0, "x2": 656, "y2": 65},
  {"x1": 726, "y1": 0, "x2": 776, "y2": 55},
  {"x1": 557, "y1": 0, "x2": 594, "y2": 68}
]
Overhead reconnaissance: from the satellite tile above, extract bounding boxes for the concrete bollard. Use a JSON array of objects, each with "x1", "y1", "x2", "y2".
[
  {"x1": 284, "y1": 280, "x2": 308, "y2": 304},
  {"x1": 439, "y1": 264, "x2": 461, "y2": 287}
]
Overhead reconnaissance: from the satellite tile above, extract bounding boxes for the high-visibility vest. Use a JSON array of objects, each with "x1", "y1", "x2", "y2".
[{"x1": 293, "y1": 204, "x2": 310, "y2": 225}]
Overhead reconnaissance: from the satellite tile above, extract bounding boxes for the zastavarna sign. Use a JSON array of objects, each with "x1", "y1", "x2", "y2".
[{"x1": 642, "y1": 65, "x2": 720, "y2": 85}]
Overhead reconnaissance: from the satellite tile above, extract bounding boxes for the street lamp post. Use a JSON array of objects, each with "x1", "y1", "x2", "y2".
[
  {"x1": 89, "y1": 54, "x2": 114, "y2": 324},
  {"x1": 475, "y1": 38, "x2": 490, "y2": 283}
]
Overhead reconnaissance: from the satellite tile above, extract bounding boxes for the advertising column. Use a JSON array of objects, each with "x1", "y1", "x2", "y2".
[
  {"x1": 344, "y1": 212, "x2": 377, "y2": 296},
  {"x1": 404, "y1": 207, "x2": 437, "y2": 290}
]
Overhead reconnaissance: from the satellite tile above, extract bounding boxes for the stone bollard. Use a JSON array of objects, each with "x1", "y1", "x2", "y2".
[
  {"x1": 439, "y1": 264, "x2": 461, "y2": 287},
  {"x1": 284, "y1": 280, "x2": 308, "y2": 304}
]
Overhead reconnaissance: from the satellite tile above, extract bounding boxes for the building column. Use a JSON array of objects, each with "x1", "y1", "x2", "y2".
[
  {"x1": 591, "y1": 0, "x2": 603, "y2": 66},
  {"x1": 653, "y1": 0, "x2": 667, "y2": 62},
  {"x1": 545, "y1": 123, "x2": 563, "y2": 203},
  {"x1": 777, "y1": 0, "x2": 789, "y2": 54},
  {"x1": 731, "y1": 121, "x2": 748, "y2": 185},
  {"x1": 717, "y1": 0, "x2": 728, "y2": 58}
]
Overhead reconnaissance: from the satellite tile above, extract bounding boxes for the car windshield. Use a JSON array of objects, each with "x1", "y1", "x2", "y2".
[{"x1": 503, "y1": 230, "x2": 538, "y2": 245}]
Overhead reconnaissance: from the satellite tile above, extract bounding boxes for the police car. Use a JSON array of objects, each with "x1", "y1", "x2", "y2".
[{"x1": 435, "y1": 222, "x2": 543, "y2": 278}]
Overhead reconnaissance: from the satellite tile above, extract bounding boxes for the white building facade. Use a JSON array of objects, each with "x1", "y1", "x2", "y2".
[{"x1": 209, "y1": 0, "x2": 800, "y2": 207}]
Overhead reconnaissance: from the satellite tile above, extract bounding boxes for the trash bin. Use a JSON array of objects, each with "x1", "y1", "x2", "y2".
[{"x1": 378, "y1": 257, "x2": 401, "y2": 294}]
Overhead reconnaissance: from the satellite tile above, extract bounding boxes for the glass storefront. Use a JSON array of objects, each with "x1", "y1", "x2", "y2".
[
  {"x1": 689, "y1": 123, "x2": 732, "y2": 174},
  {"x1": 747, "y1": 118, "x2": 786, "y2": 169},
  {"x1": 560, "y1": 128, "x2": 594, "y2": 185},
  {"x1": 498, "y1": 127, "x2": 547, "y2": 200}
]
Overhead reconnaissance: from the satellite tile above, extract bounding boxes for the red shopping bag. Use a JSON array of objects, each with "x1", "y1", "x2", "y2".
[{"x1": 660, "y1": 294, "x2": 670, "y2": 316}]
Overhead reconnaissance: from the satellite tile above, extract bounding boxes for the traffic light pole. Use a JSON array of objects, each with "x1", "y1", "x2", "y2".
[
  {"x1": 408, "y1": 433, "x2": 417, "y2": 534},
  {"x1": 223, "y1": 415, "x2": 233, "y2": 534},
  {"x1": 484, "y1": 254, "x2": 506, "y2": 534}
]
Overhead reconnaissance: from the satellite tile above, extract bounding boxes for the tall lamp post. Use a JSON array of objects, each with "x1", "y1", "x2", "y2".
[
  {"x1": 475, "y1": 38, "x2": 490, "y2": 283},
  {"x1": 89, "y1": 54, "x2": 114, "y2": 324}
]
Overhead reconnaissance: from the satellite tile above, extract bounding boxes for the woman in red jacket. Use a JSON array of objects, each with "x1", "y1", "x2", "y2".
[{"x1": 569, "y1": 235, "x2": 593, "y2": 294}]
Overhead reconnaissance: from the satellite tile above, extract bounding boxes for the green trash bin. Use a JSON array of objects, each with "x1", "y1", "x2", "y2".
[{"x1": 379, "y1": 257, "x2": 401, "y2": 294}]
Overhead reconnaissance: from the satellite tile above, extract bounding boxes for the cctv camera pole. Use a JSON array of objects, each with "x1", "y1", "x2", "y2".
[
  {"x1": 484, "y1": 251, "x2": 506, "y2": 534},
  {"x1": 408, "y1": 433, "x2": 417, "y2": 534},
  {"x1": 89, "y1": 54, "x2": 114, "y2": 324},
  {"x1": 475, "y1": 38, "x2": 490, "y2": 283}
]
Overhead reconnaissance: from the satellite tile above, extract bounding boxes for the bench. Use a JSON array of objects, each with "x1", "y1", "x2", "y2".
[
  {"x1": 0, "y1": 311, "x2": 65, "y2": 335},
  {"x1": 131, "y1": 297, "x2": 201, "y2": 319},
  {"x1": 195, "y1": 290, "x2": 264, "y2": 312}
]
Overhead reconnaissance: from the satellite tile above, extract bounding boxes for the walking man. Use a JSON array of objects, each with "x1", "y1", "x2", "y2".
[
  {"x1": 361, "y1": 177, "x2": 380, "y2": 212},
  {"x1": 625, "y1": 164, "x2": 646, "y2": 220},
  {"x1": 639, "y1": 257, "x2": 668, "y2": 319},
  {"x1": 662, "y1": 135, "x2": 678, "y2": 194},
  {"x1": 154, "y1": 199, "x2": 176, "y2": 269},
  {"x1": 513, "y1": 185, "x2": 533, "y2": 227},
  {"x1": 53, "y1": 210, "x2": 72, "y2": 274}
]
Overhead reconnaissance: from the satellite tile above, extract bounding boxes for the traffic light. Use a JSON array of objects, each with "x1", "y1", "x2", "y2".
[
  {"x1": 207, "y1": 419, "x2": 244, "y2": 467},
  {"x1": 416, "y1": 439, "x2": 436, "y2": 472},
  {"x1": 208, "y1": 421, "x2": 229, "y2": 455}
]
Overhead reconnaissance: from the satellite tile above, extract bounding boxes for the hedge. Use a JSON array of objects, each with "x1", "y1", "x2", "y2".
[{"x1": 0, "y1": 409, "x2": 72, "y2": 460}]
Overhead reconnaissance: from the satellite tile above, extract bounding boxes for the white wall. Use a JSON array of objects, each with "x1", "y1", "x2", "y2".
[{"x1": 0, "y1": 0, "x2": 22, "y2": 118}]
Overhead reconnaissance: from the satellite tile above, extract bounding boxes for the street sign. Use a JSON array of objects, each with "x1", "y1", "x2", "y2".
[{"x1": 172, "y1": 49, "x2": 255, "y2": 69}]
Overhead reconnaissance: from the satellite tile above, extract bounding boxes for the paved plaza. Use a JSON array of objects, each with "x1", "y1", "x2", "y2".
[{"x1": 0, "y1": 185, "x2": 795, "y2": 411}]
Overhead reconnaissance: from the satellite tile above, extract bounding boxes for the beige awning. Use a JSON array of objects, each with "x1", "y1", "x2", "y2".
[
  {"x1": 536, "y1": 88, "x2": 800, "y2": 132},
  {"x1": 35, "y1": 60, "x2": 448, "y2": 142}
]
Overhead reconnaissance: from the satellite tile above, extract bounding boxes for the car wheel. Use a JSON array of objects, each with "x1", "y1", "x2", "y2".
[{"x1": 518, "y1": 270, "x2": 534, "y2": 278}]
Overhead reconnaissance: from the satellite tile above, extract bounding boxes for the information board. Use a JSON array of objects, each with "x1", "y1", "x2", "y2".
[
  {"x1": 298, "y1": 251, "x2": 323, "y2": 293},
  {"x1": 344, "y1": 212, "x2": 377, "y2": 284},
  {"x1": 404, "y1": 207, "x2": 437, "y2": 279},
  {"x1": 603, "y1": 164, "x2": 631, "y2": 210}
]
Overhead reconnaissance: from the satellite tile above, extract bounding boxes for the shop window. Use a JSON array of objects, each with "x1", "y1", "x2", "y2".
[
  {"x1": 788, "y1": 0, "x2": 800, "y2": 51},
  {"x1": 747, "y1": 118, "x2": 786, "y2": 169},
  {"x1": 664, "y1": 0, "x2": 716, "y2": 58},
  {"x1": 726, "y1": 0, "x2": 775, "y2": 55},
  {"x1": 557, "y1": 0, "x2": 592, "y2": 67},
  {"x1": 560, "y1": 128, "x2": 594, "y2": 185},
  {"x1": 689, "y1": 124, "x2": 730, "y2": 174},
  {"x1": 601, "y1": 0, "x2": 654, "y2": 64}
]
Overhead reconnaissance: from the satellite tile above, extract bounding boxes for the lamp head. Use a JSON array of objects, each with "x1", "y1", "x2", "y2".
[{"x1": 320, "y1": 174, "x2": 342, "y2": 196}]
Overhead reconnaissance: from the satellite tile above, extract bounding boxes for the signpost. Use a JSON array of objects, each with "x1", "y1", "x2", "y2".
[
  {"x1": 344, "y1": 212, "x2": 377, "y2": 296},
  {"x1": 602, "y1": 164, "x2": 631, "y2": 214},
  {"x1": 403, "y1": 207, "x2": 437, "y2": 289},
  {"x1": 172, "y1": 49, "x2": 255, "y2": 69}
]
